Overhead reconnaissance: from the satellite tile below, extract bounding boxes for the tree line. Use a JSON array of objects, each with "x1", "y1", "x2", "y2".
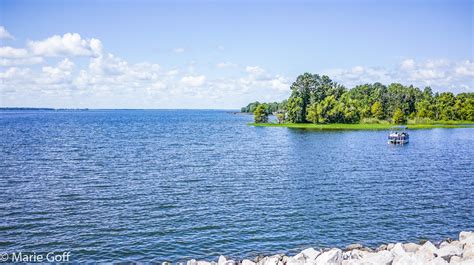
[{"x1": 242, "y1": 73, "x2": 474, "y2": 124}]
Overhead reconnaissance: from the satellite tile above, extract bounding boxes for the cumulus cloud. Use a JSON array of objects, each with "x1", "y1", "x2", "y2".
[
  {"x1": 28, "y1": 33, "x2": 102, "y2": 57},
  {"x1": 0, "y1": 26, "x2": 14, "y2": 39},
  {"x1": 0, "y1": 46, "x2": 44, "y2": 66},
  {"x1": 324, "y1": 59, "x2": 474, "y2": 92},
  {"x1": 245, "y1": 66, "x2": 266, "y2": 76},
  {"x1": 40, "y1": 59, "x2": 75, "y2": 85},
  {"x1": 4, "y1": 30, "x2": 471, "y2": 108},
  {"x1": 0, "y1": 47, "x2": 29, "y2": 58},
  {"x1": 180, "y1": 75, "x2": 206, "y2": 87},
  {"x1": 0, "y1": 57, "x2": 44, "y2": 66}
]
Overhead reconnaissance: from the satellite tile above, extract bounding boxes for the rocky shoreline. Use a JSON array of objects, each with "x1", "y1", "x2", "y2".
[{"x1": 184, "y1": 231, "x2": 474, "y2": 265}]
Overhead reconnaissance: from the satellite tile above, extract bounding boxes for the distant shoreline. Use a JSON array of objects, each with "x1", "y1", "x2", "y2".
[{"x1": 248, "y1": 121, "x2": 474, "y2": 130}]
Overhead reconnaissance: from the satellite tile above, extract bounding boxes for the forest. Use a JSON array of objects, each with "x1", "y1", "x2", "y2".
[{"x1": 242, "y1": 73, "x2": 474, "y2": 124}]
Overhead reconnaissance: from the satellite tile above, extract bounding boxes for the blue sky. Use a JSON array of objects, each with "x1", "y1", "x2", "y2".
[{"x1": 0, "y1": 0, "x2": 473, "y2": 108}]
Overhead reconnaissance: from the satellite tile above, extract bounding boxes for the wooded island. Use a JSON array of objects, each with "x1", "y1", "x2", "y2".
[{"x1": 242, "y1": 73, "x2": 473, "y2": 127}]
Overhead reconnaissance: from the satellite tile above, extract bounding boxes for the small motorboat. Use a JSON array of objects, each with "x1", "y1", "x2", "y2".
[{"x1": 388, "y1": 126, "x2": 409, "y2": 144}]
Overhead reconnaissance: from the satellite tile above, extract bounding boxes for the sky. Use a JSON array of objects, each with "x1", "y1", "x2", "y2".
[{"x1": 0, "y1": 0, "x2": 473, "y2": 109}]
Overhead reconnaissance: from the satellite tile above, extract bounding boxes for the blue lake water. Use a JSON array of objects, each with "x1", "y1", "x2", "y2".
[{"x1": 0, "y1": 110, "x2": 473, "y2": 262}]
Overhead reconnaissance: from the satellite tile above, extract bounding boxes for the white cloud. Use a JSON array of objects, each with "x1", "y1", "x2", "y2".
[
  {"x1": 0, "y1": 57, "x2": 44, "y2": 66},
  {"x1": 180, "y1": 75, "x2": 206, "y2": 87},
  {"x1": 0, "y1": 26, "x2": 14, "y2": 39},
  {"x1": 6, "y1": 31, "x2": 471, "y2": 109},
  {"x1": 217, "y1": 45, "x2": 225, "y2": 51},
  {"x1": 0, "y1": 46, "x2": 29, "y2": 58},
  {"x1": 400, "y1": 59, "x2": 415, "y2": 70},
  {"x1": 28, "y1": 33, "x2": 102, "y2": 57},
  {"x1": 40, "y1": 59, "x2": 75, "y2": 85},
  {"x1": 0, "y1": 67, "x2": 31, "y2": 79},
  {"x1": 172, "y1": 47, "x2": 185, "y2": 54},
  {"x1": 270, "y1": 75, "x2": 291, "y2": 92},
  {"x1": 0, "y1": 46, "x2": 44, "y2": 66},
  {"x1": 245, "y1": 66, "x2": 265, "y2": 76},
  {"x1": 324, "y1": 58, "x2": 474, "y2": 92}
]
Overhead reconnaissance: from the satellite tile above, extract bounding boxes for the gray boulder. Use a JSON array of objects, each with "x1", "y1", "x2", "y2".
[
  {"x1": 436, "y1": 243, "x2": 462, "y2": 260},
  {"x1": 360, "y1": 250, "x2": 393, "y2": 265},
  {"x1": 427, "y1": 257, "x2": 448, "y2": 265},
  {"x1": 403, "y1": 242, "x2": 420, "y2": 253},
  {"x1": 345, "y1": 244, "x2": 363, "y2": 251},
  {"x1": 242, "y1": 259, "x2": 256, "y2": 265},
  {"x1": 315, "y1": 248, "x2": 342, "y2": 265},
  {"x1": 301, "y1": 247, "x2": 321, "y2": 261},
  {"x1": 217, "y1": 256, "x2": 227, "y2": 265}
]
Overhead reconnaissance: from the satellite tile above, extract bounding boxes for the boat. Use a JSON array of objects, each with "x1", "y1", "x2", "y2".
[{"x1": 388, "y1": 126, "x2": 409, "y2": 144}]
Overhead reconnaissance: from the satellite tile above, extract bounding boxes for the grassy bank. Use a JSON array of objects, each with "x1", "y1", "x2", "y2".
[{"x1": 248, "y1": 121, "x2": 473, "y2": 130}]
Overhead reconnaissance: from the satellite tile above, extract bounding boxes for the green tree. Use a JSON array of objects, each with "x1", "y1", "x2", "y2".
[
  {"x1": 286, "y1": 97, "x2": 304, "y2": 123},
  {"x1": 242, "y1": 73, "x2": 474, "y2": 124},
  {"x1": 276, "y1": 112, "x2": 285, "y2": 124},
  {"x1": 392, "y1": 108, "x2": 406, "y2": 124},
  {"x1": 306, "y1": 103, "x2": 319, "y2": 123},
  {"x1": 253, "y1": 105, "x2": 268, "y2": 123},
  {"x1": 317, "y1": 95, "x2": 340, "y2": 123},
  {"x1": 371, "y1": 101, "x2": 384, "y2": 119},
  {"x1": 416, "y1": 99, "x2": 434, "y2": 119}
]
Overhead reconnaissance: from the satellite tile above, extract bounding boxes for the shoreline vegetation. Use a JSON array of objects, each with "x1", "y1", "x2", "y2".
[
  {"x1": 249, "y1": 121, "x2": 474, "y2": 130},
  {"x1": 242, "y1": 73, "x2": 473, "y2": 127},
  {"x1": 185, "y1": 231, "x2": 474, "y2": 265}
]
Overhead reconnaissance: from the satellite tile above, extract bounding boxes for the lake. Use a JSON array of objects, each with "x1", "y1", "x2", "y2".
[{"x1": 0, "y1": 110, "x2": 473, "y2": 262}]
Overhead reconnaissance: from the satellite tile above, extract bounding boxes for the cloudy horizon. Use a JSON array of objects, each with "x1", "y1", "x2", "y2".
[{"x1": 1, "y1": 0, "x2": 473, "y2": 109}]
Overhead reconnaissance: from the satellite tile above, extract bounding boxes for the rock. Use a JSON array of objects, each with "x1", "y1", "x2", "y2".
[
  {"x1": 258, "y1": 255, "x2": 280, "y2": 265},
  {"x1": 449, "y1": 256, "x2": 462, "y2": 264},
  {"x1": 242, "y1": 259, "x2": 256, "y2": 265},
  {"x1": 188, "y1": 260, "x2": 197, "y2": 265},
  {"x1": 342, "y1": 260, "x2": 365, "y2": 265},
  {"x1": 403, "y1": 242, "x2": 420, "y2": 252},
  {"x1": 292, "y1": 253, "x2": 305, "y2": 262},
  {"x1": 255, "y1": 255, "x2": 265, "y2": 263},
  {"x1": 439, "y1": 241, "x2": 450, "y2": 248},
  {"x1": 217, "y1": 256, "x2": 227, "y2": 265},
  {"x1": 345, "y1": 244, "x2": 363, "y2": 251},
  {"x1": 342, "y1": 249, "x2": 363, "y2": 260},
  {"x1": 197, "y1": 261, "x2": 212, "y2": 265},
  {"x1": 386, "y1": 243, "x2": 395, "y2": 251},
  {"x1": 391, "y1": 243, "x2": 406, "y2": 258},
  {"x1": 416, "y1": 241, "x2": 437, "y2": 261},
  {"x1": 451, "y1": 240, "x2": 466, "y2": 250},
  {"x1": 226, "y1": 260, "x2": 236, "y2": 265},
  {"x1": 421, "y1": 241, "x2": 438, "y2": 253},
  {"x1": 427, "y1": 257, "x2": 448, "y2": 265},
  {"x1": 392, "y1": 252, "x2": 425, "y2": 265},
  {"x1": 460, "y1": 231, "x2": 474, "y2": 244},
  {"x1": 360, "y1": 250, "x2": 393, "y2": 265},
  {"x1": 285, "y1": 257, "x2": 305, "y2": 265},
  {"x1": 359, "y1": 247, "x2": 373, "y2": 253},
  {"x1": 315, "y1": 248, "x2": 342, "y2": 265},
  {"x1": 162, "y1": 262, "x2": 171, "y2": 265},
  {"x1": 436, "y1": 243, "x2": 463, "y2": 260},
  {"x1": 463, "y1": 243, "x2": 474, "y2": 260},
  {"x1": 346, "y1": 249, "x2": 370, "y2": 260},
  {"x1": 376, "y1": 244, "x2": 388, "y2": 252},
  {"x1": 301, "y1": 247, "x2": 321, "y2": 261}
]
